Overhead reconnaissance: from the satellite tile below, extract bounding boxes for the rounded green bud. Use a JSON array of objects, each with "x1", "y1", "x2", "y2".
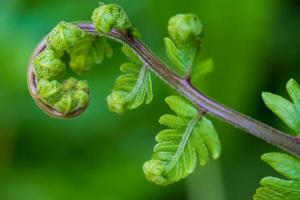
[
  {"x1": 37, "y1": 79, "x2": 62, "y2": 99},
  {"x1": 48, "y1": 21, "x2": 87, "y2": 51},
  {"x1": 143, "y1": 160, "x2": 168, "y2": 186},
  {"x1": 61, "y1": 77, "x2": 77, "y2": 91},
  {"x1": 54, "y1": 93, "x2": 73, "y2": 114},
  {"x1": 35, "y1": 77, "x2": 90, "y2": 116},
  {"x1": 33, "y1": 48, "x2": 66, "y2": 80},
  {"x1": 92, "y1": 3, "x2": 131, "y2": 33},
  {"x1": 107, "y1": 91, "x2": 127, "y2": 115},
  {"x1": 60, "y1": 78, "x2": 90, "y2": 112},
  {"x1": 37, "y1": 79, "x2": 63, "y2": 110},
  {"x1": 168, "y1": 14, "x2": 203, "y2": 43},
  {"x1": 75, "y1": 80, "x2": 89, "y2": 92},
  {"x1": 73, "y1": 90, "x2": 89, "y2": 108}
]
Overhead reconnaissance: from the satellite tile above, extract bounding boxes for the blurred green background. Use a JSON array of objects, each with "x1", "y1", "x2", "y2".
[{"x1": 1, "y1": 0, "x2": 300, "y2": 199}]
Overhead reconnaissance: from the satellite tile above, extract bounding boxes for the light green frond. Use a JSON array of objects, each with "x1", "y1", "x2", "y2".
[
  {"x1": 143, "y1": 95, "x2": 221, "y2": 185},
  {"x1": 262, "y1": 79, "x2": 300, "y2": 134},
  {"x1": 254, "y1": 153, "x2": 300, "y2": 200},
  {"x1": 107, "y1": 45, "x2": 153, "y2": 115}
]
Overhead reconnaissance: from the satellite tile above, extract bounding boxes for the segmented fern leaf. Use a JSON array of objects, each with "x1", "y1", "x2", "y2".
[
  {"x1": 107, "y1": 45, "x2": 153, "y2": 114},
  {"x1": 254, "y1": 79, "x2": 300, "y2": 199},
  {"x1": 262, "y1": 79, "x2": 300, "y2": 135},
  {"x1": 254, "y1": 153, "x2": 300, "y2": 200},
  {"x1": 143, "y1": 95, "x2": 221, "y2": 185}
]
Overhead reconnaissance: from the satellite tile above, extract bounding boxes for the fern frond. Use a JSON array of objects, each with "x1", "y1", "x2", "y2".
[
  {"x1": 164, "y1": 14, "x2": 214, "y2": 86},
  {"x1": 254, "y1": 152, "x2": 300, "y2": 200},
  {"x1": 143, "y1": 95, "x2": 221, "y2": 185},
  {"x1": 262, "y1": 79, "x2": 300, "y2": 134},
  {"x1": 107, "y1": 45, "x2": 153, "y2": 114}
]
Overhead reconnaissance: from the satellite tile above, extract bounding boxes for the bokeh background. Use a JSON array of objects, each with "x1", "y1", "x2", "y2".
[{"x1": 0, "y1": 0, "x2": 300, "y2": 199}]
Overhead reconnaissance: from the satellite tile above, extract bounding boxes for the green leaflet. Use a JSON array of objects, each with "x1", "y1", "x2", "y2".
[
  {"x1": 164, "y1": 37, "x2": 186, "y2": 75},
  {"x1": 254, "y1": 153, "x2": 300, "y2": 200},
  {"x1": 164, "y1": 35, "x2": 199, "y2": 77},
  {"x1": 143, "y1": 95, "x2": 221, "y2": 185},
  {"x1": 191, "y1": 58, "x2": 214, "y2": 86},
  {"x1": 262, "y1": 79, "x2": 300, "y2": 135},
  {"x1": 107, "y1": 45, "x2": 153, "y2": 115}
]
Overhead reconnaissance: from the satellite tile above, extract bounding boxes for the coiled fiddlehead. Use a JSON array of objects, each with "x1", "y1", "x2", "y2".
[{"x1": 28, "y1": 2, "x2": 300, "y2": 191}]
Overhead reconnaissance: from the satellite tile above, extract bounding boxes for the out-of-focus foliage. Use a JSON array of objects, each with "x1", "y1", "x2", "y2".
[
  {"x1": 254, "y1": 153, "x2": 300, "y2": 200},
  {"x1": 262, "y1": 79, "x2": 300, "y2": 135},
  {"x1": 0, "y1": 0, "x2": 300, "y2": 200}
]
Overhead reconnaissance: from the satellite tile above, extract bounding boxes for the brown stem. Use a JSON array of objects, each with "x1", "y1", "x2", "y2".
[{"x1": 29, "y1": 22, "x2": 300, "y2": 156}]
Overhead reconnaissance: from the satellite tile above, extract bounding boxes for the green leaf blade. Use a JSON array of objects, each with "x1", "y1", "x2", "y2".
[
  {"x1": 191, "y1": 58, "x2": 214, "y2": 86},
  {"x1": 262, "y1": 153, "x2": 300, "y2": 180},
  {"x1": 165, "y1": 95, "x2": 197, "y2": 118},
  {"x1": 262, "y1": 91, "x2": 300, "y2": 134},
  {"x1": 254, "y1": 177, "x2": 300, "y2": 200},
  {"x1": 144, "y1": 95, "x2": 221, "y2": 185},
  {"x1": 107, "y1": 46, "x2": 153, "y2": 114},
  {"x1": 254, "y1": 153, "x2": 300, "y2": 200},
  {"x1": 164, "y1": 37, "x2": 186, "y2": 75},
  {"x1": 194, "y1": 117, "x2": 221, "y2": 160},
  {"x1": 287, "y1": 79, "x2": 300, "y2": 108}
]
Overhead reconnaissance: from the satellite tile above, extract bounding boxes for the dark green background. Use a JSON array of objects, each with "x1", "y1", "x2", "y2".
[{"x1": 0, "y1": 0, "x2": 300, "y2": 199}]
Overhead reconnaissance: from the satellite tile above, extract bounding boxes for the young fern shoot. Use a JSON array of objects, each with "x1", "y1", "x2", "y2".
[{"x1": 27, "y1": 2, "x2": 300, "y2": 198}]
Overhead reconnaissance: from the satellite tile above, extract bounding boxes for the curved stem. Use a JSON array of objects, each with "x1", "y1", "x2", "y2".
[
  {"x1": 81, "y1": 23, "x2": 300, "y2": 156},
  {"x1": 34, "y1": 22, "x2": 300, "y2": 156}
]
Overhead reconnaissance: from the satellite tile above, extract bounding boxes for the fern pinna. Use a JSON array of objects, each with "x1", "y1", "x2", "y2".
[
  {"x1": 27, "y1": 2, "x2": 300, "y2": 199},
  {"x1": 143, "y1": 95, "x2": 221, "y2": 185}
]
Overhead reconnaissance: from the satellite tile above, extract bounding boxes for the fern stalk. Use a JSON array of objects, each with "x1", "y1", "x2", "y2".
[{"x1": 28, "y1": 22, "x2": 300, "y2": 157}]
